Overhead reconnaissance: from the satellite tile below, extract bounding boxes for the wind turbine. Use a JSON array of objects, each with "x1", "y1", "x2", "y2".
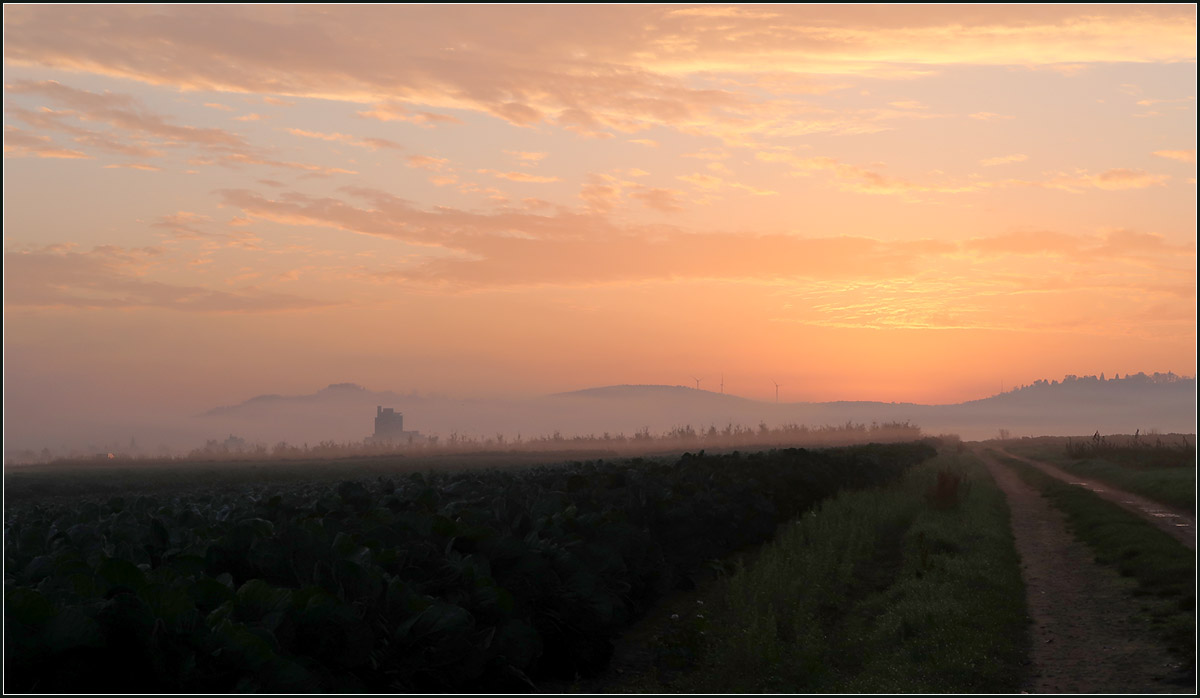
[
  {"x1": 720, "y1": 373, "x2": 724, "y2": 394},
  {"x1": 772, "y1": 379, "x2": 782, "y2": 403},
  {"x1": 692, "y1": 376, "x2": 703, "y2": 390}
]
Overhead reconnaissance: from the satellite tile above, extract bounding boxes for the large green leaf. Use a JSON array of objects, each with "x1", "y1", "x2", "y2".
[
  {"x1": 97, "y1": 556, "x2": 147, "y2": 594},
  {"x1": 43, "y1": 605, "x2": 103, "y2": 651},
  {"x1": 5, "y1": 587, "x2": 55, "y2": 628},
  {"x1": 235, "y1": 579, "x2": 293, "y2": 630}
]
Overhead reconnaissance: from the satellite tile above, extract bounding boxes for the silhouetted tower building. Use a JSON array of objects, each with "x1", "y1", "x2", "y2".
[{"x1": 374, "y1": 406, "x2": 405, "y2": 442}]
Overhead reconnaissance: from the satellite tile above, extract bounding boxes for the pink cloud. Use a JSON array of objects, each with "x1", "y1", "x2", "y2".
[
  {"x1": 1089, "y1": 168, "x2": 1170, "y2": 191},
  {"x1": 1152, "y1": 149, "x2": 1196, "y2": 163},
  {"x1": 3, "y1": 125, "x2": 91, "y2": 159},
  {"x1": 477, "y1": 169, "x2": 560, "y2": 183},
  {"x1": 4, "y1": 244, "x2": 331, "y2": 312}
]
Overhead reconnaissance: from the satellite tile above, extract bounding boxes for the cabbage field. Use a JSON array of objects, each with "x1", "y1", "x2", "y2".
[{"x1": 4, "y1": 442, "x2": 936, "y2": 692}]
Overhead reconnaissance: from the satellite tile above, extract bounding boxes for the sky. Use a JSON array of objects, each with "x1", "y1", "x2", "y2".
[{"x1": 3, "y1": 4, "x2": 1196, "y2": 446}]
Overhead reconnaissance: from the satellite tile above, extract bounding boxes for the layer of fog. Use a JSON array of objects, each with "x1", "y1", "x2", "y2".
[{"x1": 4, "y1": 375, "x2": 1195, "y2": 462}]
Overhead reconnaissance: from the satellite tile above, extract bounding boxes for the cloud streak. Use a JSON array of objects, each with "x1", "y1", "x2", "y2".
[
  {"x1": 4, "y1": 244, "x2": 333, "y2": 313},
  {"x1": 208, "y1": 186, "x2": 1193, "y2": 294},
  {"x1": 9, "y1": 5, "x2": 1188, "y2": 145}
]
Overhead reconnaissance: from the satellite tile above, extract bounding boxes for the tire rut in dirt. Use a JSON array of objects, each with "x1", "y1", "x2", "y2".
[
  {"x1": 979, "y1": 450, "x2": 1193, "y2": 693},
  {"x1": 996, "y1": 447, "x2": 1194, "y2": 550}
]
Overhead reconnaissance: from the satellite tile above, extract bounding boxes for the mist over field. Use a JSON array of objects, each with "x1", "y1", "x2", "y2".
[
  {"x1": 2, "y1": 7, "x2": 1196, "y2": 694},
  {"x1": 5, "y1": 373, "x2": 1193, "y2": 462}
]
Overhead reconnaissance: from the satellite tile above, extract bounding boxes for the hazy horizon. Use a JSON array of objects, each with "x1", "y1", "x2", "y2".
[
  {"x1": 5, "y1": 372, "x2": 1195, "y2": 459},
  {"x1": 3, "y1": 5, "x2": 1196, "y2": 457}
]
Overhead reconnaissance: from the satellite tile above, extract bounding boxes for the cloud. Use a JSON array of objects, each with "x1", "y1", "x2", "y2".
[
  {"x1": 965, "y1": 230, "x2": 1082, "y2": 256},
  {"x1": 388, "y1": 234, "x2": 948, "y2": 289},
  {"x1": 7, "y1": 81, "x2": 374, "y2": 177},
  {"x1": 3, "y1": 5, "x2": 1192, "y2": 151},
  {"x1": 1153, "y1": 149, "x2": 1196, "y2": 163},
  {"x1": 628, "y1": 185, "x2": 684, "y2": 212},
  {"x1": 217, "y1": 186, "x2": 622, "y2": 253},
  {"x1": 150, "y1": 212, "x2": 263, "y2": 251},
  {"x1": 7, "y1": 80, "x2": 249, "y2": 150},
  {"x1": 579, "y1": 174, "x2": 621, "y2": 213},
  {"x1": 406, "y1": 154, "x2": 448, "y2": 171},
  {"x1": 504, "y1": 150, "x2": 547, "y2": 162},
  {"x1": 757, "y1": 150, "x2": 977, "y2": 197},
  {"x1": 1135, "y1": 97, "x2": 1195, "y2": 107},
  {"x1": 153, "y1": 211, "x2": 215, "y2": 239},
  {"x1": 1087, "y1": 229, "x2": 1191, "y2": 258},
  {"x1": 3, "y1": 125, "x2": 90, "y2": 159},
  {"x1": 219, "y1": 152, "x2": 358, "y2": 176},
  {"x1": 980, "y1": 153, "x2": 1027, "y2": 166},
  {"x1": 679, "y1": 168, "x2": 782, "y2": 197},
  {"x1": 358, "y1": 102, "x2": 462, "y2": 126},
  {"x1": 6, "y1": 104, "x2": 166, "y2": 158},
  {"x1": 286, "y1": 128, "x2": 355, "y2": 142},
  {"x1": 285, "y1": 128, "x2": 402, "y2": 151},
  {"x1": 1037, "y1": 63, "x2": 1088, "y2": 77},
  {"x1": 667, "y1": 6, "x2": 781, "y2": 19},
  {"x1": 211, "y1": 186, "x2": 966, "y2": 289},
  {"x1": 358, "y1": 137, "x2": 403, "y2": 151},
  {"x1": 683, "y1": 148, "x2": 729, "y2": 160},
  {"x1": 1088, "y1": 168, "x2": 1170, "y2": 191},
  {"x1": 677, "y1": 173, "x2": 723, "y2": 190},
  {"x1": 477, "y1": 169, "x2": 560, "y2": 183},
  {"x1": 4, "y1": 244, "x2": 332, "y2": 312},
  {"x1": 965, "y1": 229, "x2": 1192, "y2": 260},
  {"x1": 760, "y1": 149, "x2": 1172, "y2": 197},
  {"x1": 969, "y1": 112, "x2": 1014, "y2": 121},
  {"x1": 103, "y1": 162, "x2": 162, "y2": 171}
]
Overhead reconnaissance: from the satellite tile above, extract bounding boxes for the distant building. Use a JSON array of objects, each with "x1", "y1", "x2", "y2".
[{"x1": 368, "y1": 406, "x2": 425, "y2": 445}]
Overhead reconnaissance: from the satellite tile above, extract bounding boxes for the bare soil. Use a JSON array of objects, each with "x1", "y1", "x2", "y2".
[{"x1": 977, "y1": 448, "x2": 1195, "y2": 693}]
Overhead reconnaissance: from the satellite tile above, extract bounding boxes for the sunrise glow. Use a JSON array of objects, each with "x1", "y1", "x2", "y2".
[{"x1": 3, "y1": 4, "x2": 1196, "y2": 449}]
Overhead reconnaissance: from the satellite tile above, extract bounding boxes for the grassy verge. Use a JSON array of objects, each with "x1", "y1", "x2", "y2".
[
  {"x1": 1002, "y1": 439, "x2": 1195, "y2": 514},
  {"x1": 624, "y1": 450, "x2": 1028, "y2": 693},
  {"x1": 995, "y1": 452, "x2": 1195, "y2": 665}
]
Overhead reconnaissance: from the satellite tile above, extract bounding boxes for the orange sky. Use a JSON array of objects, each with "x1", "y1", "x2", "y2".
[{"x1": 3, "y1": 4, "x2": 1196, "y2": 422}]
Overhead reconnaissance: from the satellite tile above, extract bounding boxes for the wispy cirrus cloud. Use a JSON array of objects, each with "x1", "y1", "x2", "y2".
[
  {"x1": 285, "y1": 127, "x2": 402, "y2": 151},
  {"x1": 3, "y1": 125, "x2": 90, "y2": 159},
  {"x1": 11, "y1": 5, "x2": 1187, "y2": 145},
  {"x1": 968, "y1": 111, "x2": 1015, "y2": 121},
  {"x1": 103, "y1": 162, "x2": 161, "y2": 171},
  {"x1": 6, "y1": 80, "x2": 362, "y2": 176},
  {"x1": 4, "y1": 244, "x2": 332, "y2": 312},
  {"x1": 1084, "y1": 168, "x2": 1170, "y2": 191},
  {"x1": 477, "y1": 169, "x2": 560, "y2": 183},
  {"x1": 203, "y1": 185, "x2": 1190, "y2": 293},
  {"x1": 357, "y1": 102, "x2": 462, "y2": 126},
  {"x1": 7, "y1": 80, "x2": 248, "y2": 149},
  {"x1": 980, "y1": 153, "x2": 1028, "y2": 167},
  {"x1": 1153, "y1": 149, "x2": 1196, "y2": 163},
  {"x1": 759, "y1": 149, "x2": 1171, "y2": 197}
]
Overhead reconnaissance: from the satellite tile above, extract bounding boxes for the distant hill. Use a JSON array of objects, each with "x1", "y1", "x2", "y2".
[
  {"x1": 201, "y1": 382, "x2": 383, "y2": 416},
  {"x1": 554, "y1": 384, "x2": 755, "y2": 405},
  {"x1": 13, "y1": 374, "x2": 1190, "y2": 461},
  {"x1": 192, "y1": 373, "x2": 1195, "y2": 448}
]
